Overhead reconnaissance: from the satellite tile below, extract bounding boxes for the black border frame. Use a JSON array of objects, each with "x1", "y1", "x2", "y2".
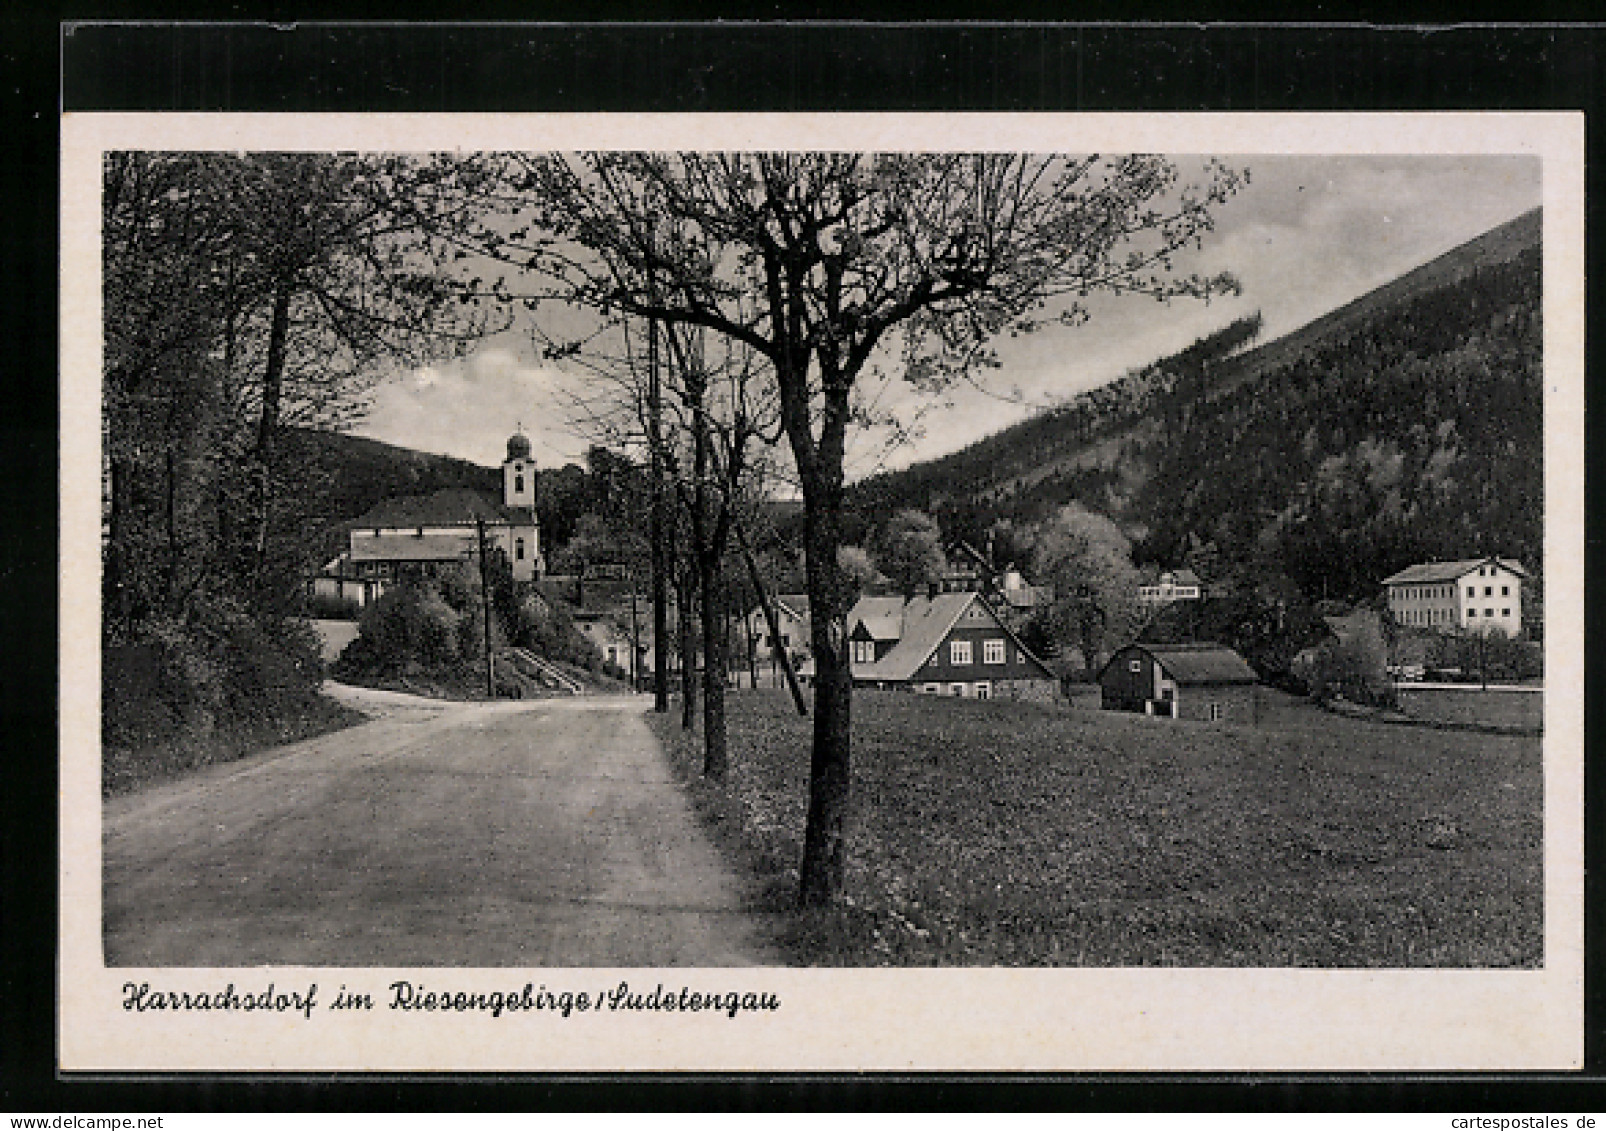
[{"x1": 7, "y1": 16, "x2": 1603, "y2": 1112}]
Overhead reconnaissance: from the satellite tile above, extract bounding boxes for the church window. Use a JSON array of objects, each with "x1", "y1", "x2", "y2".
[
  {"x1": 515, "y1": 538, "x2": 525, "y2": 561},
  {"x1": 515, "y1": 473, "x2": 525, "y2": 493}
]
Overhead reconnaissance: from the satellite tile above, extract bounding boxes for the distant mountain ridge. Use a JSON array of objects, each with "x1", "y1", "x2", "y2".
[
  {"x1": 848, "y1": 207, "x2": 1543, "y2": 606},
  {"x1": 1207, "y1": 208, "x2": 1541, "y2": 395}
]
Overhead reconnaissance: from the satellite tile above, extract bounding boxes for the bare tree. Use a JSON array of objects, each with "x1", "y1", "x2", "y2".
[
  {"x1": 475, "y1": 152, "x2": 1244, "y2": 905},
  {"x1": 546, "y1": 301, "x2": 781, "y2": 780}
]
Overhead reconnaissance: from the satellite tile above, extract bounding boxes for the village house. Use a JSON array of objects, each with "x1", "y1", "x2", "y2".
[
  {"x1": 570, "y1": 609, "x2": 653, "y2": 679},
  {"x1": 311, "y1": 431, "x2": 542, "y2": 609},
  {"x1": 807, "y1": 590, "x2": 1058, "y2": 701},
  {"x1": 1381, "y1": 557, "x2": 1528, "y2": 638},
  {"x1": 743, "y1": 593, "x2": 812, "y2": 666},
  {"x1": 1098, "y1": 642, "x2": 1259, "y2": 723},
  {"x1": 1137, "y1": 568, "x2": 1204, "y2": 606}
]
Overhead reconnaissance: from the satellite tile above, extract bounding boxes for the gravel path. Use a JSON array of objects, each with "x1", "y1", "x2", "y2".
[{"x1": 104, "y1": 692, "x2": 779, "y2": 967}]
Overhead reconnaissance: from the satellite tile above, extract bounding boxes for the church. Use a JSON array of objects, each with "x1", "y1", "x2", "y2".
[{"x1": 311, "y1": 430, "x2": 543, "y2": 610}]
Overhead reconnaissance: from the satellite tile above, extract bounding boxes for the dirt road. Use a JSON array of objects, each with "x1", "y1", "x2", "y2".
[{"x1": 103, "y1": 688, "x2": 779, "y2": 966}]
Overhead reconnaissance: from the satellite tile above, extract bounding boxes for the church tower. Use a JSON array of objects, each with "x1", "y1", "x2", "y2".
[
  {"x1": 502, "y1": 429, "x2": 541, "y2": 580},
  {"x1": 504, "y1": 430, "x2": 535, "y2": 510}
]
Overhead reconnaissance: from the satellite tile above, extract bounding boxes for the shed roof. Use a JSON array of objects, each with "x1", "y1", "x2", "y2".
[
  {"x1": 1382, "y1": 557, "x2": 1529, "y2": 586},
  {"x1": 350, "y1": 488, "x2": 526, "y2": 530},
  {"x1": 1108, "y1": 643, "x2": 1258, "y2": 685}
]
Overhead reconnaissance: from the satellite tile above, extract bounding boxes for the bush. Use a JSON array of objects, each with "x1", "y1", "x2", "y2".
[
  {"x1": 1306, "y1": 617, "x2": 1396, "y2": 709},
  {"x1": 512, "y1": 593, "x2": 602, "y2": 670},
  {"x1": 103, "y1": 595, "x2": 334, "y2": 791},
  {"x1": 336, "y1": 579, "x2": 464, "y2": 675},
  {"x1": 1433, "y1": 630, "x2": 1544, "y2": 683}
]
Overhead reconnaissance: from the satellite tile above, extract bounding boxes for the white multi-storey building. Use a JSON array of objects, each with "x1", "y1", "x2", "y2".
[{"x1": 1382, "y1": 557, "x2": 1529, "y2": 638}]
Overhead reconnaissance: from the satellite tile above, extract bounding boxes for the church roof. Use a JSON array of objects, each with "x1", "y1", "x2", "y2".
[
  {"x1": 350, "y1": 488, "x2": 526, "y2": 530},
  {"x1": 350, "y1": 535, "x2": 478, "y2": 563}
]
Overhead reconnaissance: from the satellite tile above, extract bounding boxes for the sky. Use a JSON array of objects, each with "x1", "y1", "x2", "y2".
[{"x1": 353, "y1": 155, "x2": 1542, "y2": 480}]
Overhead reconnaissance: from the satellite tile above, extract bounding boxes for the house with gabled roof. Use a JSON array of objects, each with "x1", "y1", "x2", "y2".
[
  {"x1": 811, "y1": 591, "x2": 1058, "y2": 701},
  {"x1": 1381, "y1": 556, "x2": 1528, "y2": 638},
  {"x1": 1099, "y1": 642, "x2": 1259, "y2": 724},
  {"x1": 743, "y1": 593, "x2": 812, "y2": 666}
]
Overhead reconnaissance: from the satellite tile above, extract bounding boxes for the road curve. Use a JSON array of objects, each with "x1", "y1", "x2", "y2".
[{"x1": 104, "y1": 692, "x2": 780, "y2": 967}]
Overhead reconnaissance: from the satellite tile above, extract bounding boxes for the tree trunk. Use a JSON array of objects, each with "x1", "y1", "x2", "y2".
[
  {"x1": 743, "y1": 599, "x2": 757, "y2": 689},
  {"x1": 164, "y1": 446, "x2": 180, "y2": 607},
  {"x1": 253, "y1": 279, "x2": 293, "y2": 577},
  {"x1": 648, "y1": 315, "x2": 671, "y2": 713},
  {"x1": 689, "y1": 380, "x2": 729, "y2": 780},
  {"x1": 104, "y1": 455, "x2": 131, "y2": 632},
  {"x1": 797, "y1": 470, "x2": 852, "y2": 908},
  {"x1": 677, "y1": 563, "x2": 698, "y2": 731},
  {"x1": 699, "y1": 553, "x2": 728, "y2": 781}
]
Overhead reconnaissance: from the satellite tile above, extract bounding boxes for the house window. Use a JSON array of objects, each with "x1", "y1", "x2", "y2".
[
  {"x1": 779, "y1": 634, "x2": 789, "y2": 647},
  {"x1": 852, "y1": 640, "x2": 875, "y2": 664},
  {"x1": 1468, "y1": 609, "x2": 1477, "y2": 618},
  {"x1": 922, "y1": 683, "x2": 940, "y2": 694},
  {"x1": 950, "y1": 640, "x2": 972, "y2": 665},
  {"x1": 1485, "y1": 608, "x2": 1494, "y2": 618},
  {"x1": 1129, "y1": 659, "x2": 1142, "y2": 673},
  {"x1": 975, "y1": 682, "x2": 991, "y2": 700},
  {"x1": 1502, "y1": 586, "x2": 1510, "y2": 596},
  {"x1": 983, "y1": 639, "x2": 1006, "y2": 664},
  {"x1": 949, "y1": 683, "x2": 967, "y2": 697},
  {"x1": 1209, "y1": 703, "x2": 1224, "y2": 721},
  {"x1": 1502, "y1": 608, "x2": 1511, "y2": 617},
  {"x1": 515, "y1": 537, "x2": 525, "y2": 561},
  {"x1": 1467, "y1": 586, "x2": 1475, "y2": 598},
  {"x1": 1484, "y1": 586, "x2": 1493, "y2": 596}
]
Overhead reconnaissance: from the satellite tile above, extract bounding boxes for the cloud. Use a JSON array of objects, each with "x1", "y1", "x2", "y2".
[{"x1": 356, "y1": 349, "x2": 587, "y2": 469}]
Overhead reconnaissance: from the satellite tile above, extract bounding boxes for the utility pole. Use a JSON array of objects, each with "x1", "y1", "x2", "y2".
[{"x1": 475, "y1": 517, "x2": 495, "y2": 699}]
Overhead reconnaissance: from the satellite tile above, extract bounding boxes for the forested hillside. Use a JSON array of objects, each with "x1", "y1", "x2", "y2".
[
  {"x1": 849, "y1": 209, "x2": 1543, "y2": 606},
  {"x1": 275, "y1": 427, "x2": 500, "y2": 564}
]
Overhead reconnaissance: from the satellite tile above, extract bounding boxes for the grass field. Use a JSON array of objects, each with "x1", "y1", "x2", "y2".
[
  {"x1": 1395, "y1": 685, "x2": 1543, "y2": 731},
  {"x1": 651, "y1": 687, "x2": 1541, "y2": 968}
]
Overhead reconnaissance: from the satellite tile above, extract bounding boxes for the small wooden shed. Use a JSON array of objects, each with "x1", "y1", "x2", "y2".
[{"x1": 1099, "y1": 643, "x2": 1259, "y2": 724}]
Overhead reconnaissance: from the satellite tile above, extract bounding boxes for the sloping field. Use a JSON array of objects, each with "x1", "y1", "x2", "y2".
[{"x1": 654, "y1": 688, "x2": 1541, "y2": 967}]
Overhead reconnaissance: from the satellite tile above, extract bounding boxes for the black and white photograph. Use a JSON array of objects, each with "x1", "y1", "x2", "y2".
[{"x1": 59, "y1": 112, "x2": 1584, "y2": 1072}]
